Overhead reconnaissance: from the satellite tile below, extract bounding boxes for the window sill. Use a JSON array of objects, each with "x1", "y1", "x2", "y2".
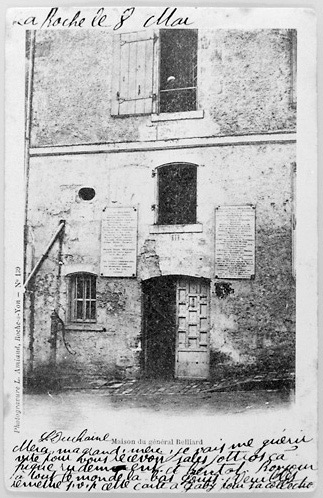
[
  {"x1": 65, "y1": 323, "x2": 106, "y2": 332},
  {"x1": 149, "y1": 223, "x2": 203, "y2": 234},
  {"x1": 151, "y1": 110, "x2": 204, "y2": 122}
]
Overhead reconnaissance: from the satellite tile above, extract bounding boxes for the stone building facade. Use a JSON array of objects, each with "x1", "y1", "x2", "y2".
[{"x1": 23, "y1": 27, "x2": 296, "y2": 388}]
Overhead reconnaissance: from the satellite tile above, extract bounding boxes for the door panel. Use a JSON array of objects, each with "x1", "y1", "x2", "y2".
[
  {"x1": 177, "y1": 351, "x2": 209, "y2": 378},
  {"x1": 175, "y1": 277, "x2": 210, "y2": 379}
]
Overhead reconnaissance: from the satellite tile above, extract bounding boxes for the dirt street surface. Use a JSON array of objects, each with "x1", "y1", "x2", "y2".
[{"x1": 23, "y1": 378, "x2": 294, "y2": 430}]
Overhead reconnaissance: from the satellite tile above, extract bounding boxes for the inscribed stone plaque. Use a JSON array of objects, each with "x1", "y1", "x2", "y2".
[
  {"x1": 100, "y1": 207, "x2": 138, "y2": 277},
  {"x1": 215, "y1": 205, "x2": 255, "y2": 279}
]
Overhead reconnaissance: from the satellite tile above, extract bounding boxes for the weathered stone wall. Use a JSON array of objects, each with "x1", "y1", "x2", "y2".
[
  {"x1": 30, "y1": 29, "x2": 296, "y2": 147},
  {"x1": 25, "y1": 28, "x2": 296, "y2": 386},
  {"x1": 56, "y1": 278, "x2": 142, "y2": 383},
  {"x1": 25, "y1": 142, "x2": 295, "y2": 383}
]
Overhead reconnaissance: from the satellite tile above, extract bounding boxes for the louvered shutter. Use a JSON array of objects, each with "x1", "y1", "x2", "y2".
[{"x1": 111, "y1": 32, "x2": 155, "y2": 116}]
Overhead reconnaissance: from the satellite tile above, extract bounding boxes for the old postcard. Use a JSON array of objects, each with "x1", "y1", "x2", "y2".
[{"x1": 4, "y1": 6, "x2": 317, "y2": 493}]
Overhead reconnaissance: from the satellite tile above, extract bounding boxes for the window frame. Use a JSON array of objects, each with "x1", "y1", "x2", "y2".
[
  {"x1": 111, "y1": 29, "x2": 203, "y2": 118},
  {"x1": 157, "y1": 29, "x2": 199, "y2": 115},
  {"x1": 68, "y1": 272, "x2": 97, "y2": 324},
  {"x1": 154, "y1": 162, "x2": 199, "y2": 228}
]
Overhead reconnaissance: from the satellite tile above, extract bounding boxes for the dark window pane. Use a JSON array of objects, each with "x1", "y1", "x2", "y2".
[
  {"x1": 91, "y1": 278, "x2": 96, "y2": 297},
  {"x1": 159, "y1": 29, "x2": 198, "y2": 113},
  {"x1": 85, "y1": 278, "x2": 90, "y2": 299},
  {"x1": 90, "y1": 302, "x2": 96, "y2": 320},
  {"x1": 76, "y1": 300, "x2": 83, "y2": 320},
  {"x1": 76, "y1": 278, "x2": 83, "y2": 298},
  {"x1": 158, "y1": 164, "x2": 197, "y2": 225},
  {"x1": 160, "y1": 30, "x2": 197, "y2": 89},
  {"x1": 160, "y1": 89, "x2": 196, "y2": 113},
  {"x1": 85, "y1": 301, "x2": 91, "y2": 320}
]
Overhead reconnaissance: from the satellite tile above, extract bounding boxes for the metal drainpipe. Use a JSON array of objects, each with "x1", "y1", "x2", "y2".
[
  {"x1": 23, "y1": 30, "x2": 36, "y2": 382},
  {"x1": 49, "y1": 311, "x2": 59, "y2": 367},
  {"x1": 51, "y1": 220, "x2": 65, "y2": 369}
]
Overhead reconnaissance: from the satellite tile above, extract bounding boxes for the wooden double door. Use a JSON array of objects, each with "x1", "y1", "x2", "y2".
[{"x1": 142, "y1": 276, "x2": 210, "y2": 379}]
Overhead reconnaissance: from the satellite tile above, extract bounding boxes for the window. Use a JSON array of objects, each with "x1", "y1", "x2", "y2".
[
  {"x1": 159, "y1": 29, "x2": 197, "y2": 113},
  {"x1": 157, "y1": 163, "x2": 197, "y2": 225},
  {"x1": 111, "y1": 29, "x2": 198, "y2": 116},
  {"x1": 69, "y1": 274, "x2": 96, "y2": 322}
]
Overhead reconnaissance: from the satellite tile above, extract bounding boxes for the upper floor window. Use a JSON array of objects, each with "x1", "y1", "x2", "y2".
[
  {"x1": 111, "y1": 29, "x2": 198, "y2": 116},
  {"x1": 159, "y1": 29, "x2": 197, "y2": 113},
  {"x1": 157, "y1": 163, "x2": 197, "y2": 225},
  {"x1": 69, "y1": 273, "x2": 96, "y2": 323}
]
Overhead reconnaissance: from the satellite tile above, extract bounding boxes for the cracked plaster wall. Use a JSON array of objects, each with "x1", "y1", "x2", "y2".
[
  {"x1": 25, "y1": 28, "x2": 296, "y2": 383},
  {"x1": 30, "y1": 29, "x2": 295, "y2": 147},
  {"x1": 26, "y1": 142, "x2": 295, "y2": 382}
]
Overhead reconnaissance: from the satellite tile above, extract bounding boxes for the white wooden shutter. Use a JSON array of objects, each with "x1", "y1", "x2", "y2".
[{"x1": 111, "y1": 32, "x2": 155, "y2": 116}]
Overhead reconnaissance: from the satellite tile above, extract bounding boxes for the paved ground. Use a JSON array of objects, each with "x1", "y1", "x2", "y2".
[
  {"x1": 23, "y1": 387, "x2": 294, "y2": 435},
  {"x1": 23, "y1": 375, "x2": 294, "y2": 430},
  {"x1": 63, "y1": 372, "x2": 295, "y2": 395}
]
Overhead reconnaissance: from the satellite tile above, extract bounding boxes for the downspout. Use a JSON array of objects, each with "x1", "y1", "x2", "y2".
[{"x1": 23, "y1": 30, "x2": 36, "y2": 380}]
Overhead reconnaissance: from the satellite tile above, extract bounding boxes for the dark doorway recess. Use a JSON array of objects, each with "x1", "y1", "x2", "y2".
[{"x1": 142, "y1": 276, "x2": 177, "y2": 379}]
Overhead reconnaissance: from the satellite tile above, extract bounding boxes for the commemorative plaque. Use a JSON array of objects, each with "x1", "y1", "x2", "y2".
[
  {"x1": 215, "y1": 205, "x2": 255, "y2": 279},
  {"x1": 100, "y1": 206, "x2": 138, "y2": 277}
]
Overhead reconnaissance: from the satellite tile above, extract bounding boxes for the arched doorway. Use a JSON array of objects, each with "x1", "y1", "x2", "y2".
[{"x1": 142, "y1": 276, "x2": 210, "y2": 380}]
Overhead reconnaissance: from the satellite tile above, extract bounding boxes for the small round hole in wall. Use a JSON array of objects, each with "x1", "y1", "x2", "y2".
[{"x1": 78, "y1": 187, "x2": 96, "y2": 201}]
